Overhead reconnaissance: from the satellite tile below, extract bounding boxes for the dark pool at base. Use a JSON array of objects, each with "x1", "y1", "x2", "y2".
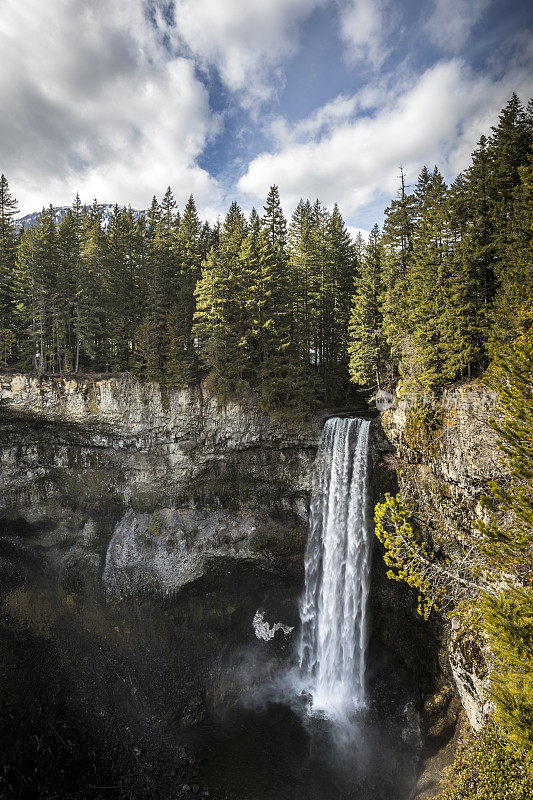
[{"x1": 181, "y1": 699, "x2": 419, "y2": 800}]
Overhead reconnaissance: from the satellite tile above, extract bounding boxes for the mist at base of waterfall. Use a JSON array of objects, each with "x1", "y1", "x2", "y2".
[{"x1": 178, "y1": 641, "x2": 422, "y2": 800}]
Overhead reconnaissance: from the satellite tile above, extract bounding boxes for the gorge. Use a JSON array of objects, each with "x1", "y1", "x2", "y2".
[{"x1": 0, "y1": 372, "x2": 504, "y2": 799}]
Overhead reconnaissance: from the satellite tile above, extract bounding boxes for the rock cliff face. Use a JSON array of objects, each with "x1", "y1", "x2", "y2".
[
  {"x1": 379, "y1": 385, "x2": 503, "y2": 736},
  {"x1": 0, "y1": 373, "x2": 326, "y2": 760},
  {"x1": 0, "y1": 373, "x2": 501, "y2": 799},
  {"x1": 1, "y1": 372, "x2": 318, "y2": 512},
  {"x1": 0, "y1": 373, "x2": 321, "y2": 597}
]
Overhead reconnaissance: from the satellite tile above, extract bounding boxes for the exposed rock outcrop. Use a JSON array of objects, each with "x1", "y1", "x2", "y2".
[
  {"x1": 0, "y1": 372, "x2": 318, "y2": 515},
  {"x1": 1, "y1": 373, "x2": 322, "y2": 599},
  {"x1": 379, "y1": 384, "x2": 503, "y2": 736}
]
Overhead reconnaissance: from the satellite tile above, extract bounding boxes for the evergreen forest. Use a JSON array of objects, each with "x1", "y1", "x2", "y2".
[{"x1": 0, "y1": 93, "x2": 531, "y2": 414}]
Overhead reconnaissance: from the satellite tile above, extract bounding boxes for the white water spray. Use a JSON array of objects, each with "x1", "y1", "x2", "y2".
[{"x1": 298, "y1": 417, "x2": 372, "y2": 717}]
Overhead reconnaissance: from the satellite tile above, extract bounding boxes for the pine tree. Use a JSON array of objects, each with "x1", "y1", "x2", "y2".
[
  {"x1": 161, "y1": 186, "x2": 176, "y2": 230},
  {"x1": 382, "y1": 166, "x2": 415, "y2": 376},
  {"x1": 262, "y1": 185, "x2": 287, "y2": 256},
  {"x1": 56, "y1": 210, "x2": 80, "y2": 369},
  {"x1": 144, "y1": 211, "x2": 175, "y2": 379},
  {"x1": 0, "y1": 174, "x2": 19, "y2": 358},
  {"x1": 323, "y1": 202, "x2": 357, "y2": 391},
  {"x1": 105, "y1": 206, "x2": 137, "y2": 369},
  {"x1": 492, "y1": 156, "x2": 533, "y2": 337},
  {"x1": 13, "y1": 225, "x2": 40, "y2": 369},
  {"x1": 488, "y1": 93, "x2": 532, "y2": 272},
  {"x1": 348, "y1": 224, "x2": 388, "y2": 389},
  {"x1": 407, "y1": 166, "x2": 450, "y2": 389},
  {"x1": 460, "y1": 135, "x2": 496, "y2": 317},
  {"x1": 34, "y1": 207, "x2": 61, "y2": 371},
  {"x1": 288, "y1": 199, "x2": 314, "y2": 360},
  {"x1": 78, "y1": 205, "x2": 106, "y2": 370},
  {"x1": 193, "y1": 202, "x2": 248, "y2": 392},
  {"x1": 171, "y1": 194, "x2": 202, "y2": 381},
  {"x1": 249, "y1": 228, "x2": 290, "y2": 365},
  {"x1": 146, "y1": 196, "x2": 160, "y2": 243}
]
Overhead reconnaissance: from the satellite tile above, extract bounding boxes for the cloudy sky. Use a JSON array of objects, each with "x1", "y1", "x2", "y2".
[{"x1": 1, "y1": 0, "x2": 532, "y2": 233}]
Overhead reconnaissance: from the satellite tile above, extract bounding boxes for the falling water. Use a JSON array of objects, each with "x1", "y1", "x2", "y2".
[{"x1": 298, "y1": 417, "x2": 372, "y2": 717}]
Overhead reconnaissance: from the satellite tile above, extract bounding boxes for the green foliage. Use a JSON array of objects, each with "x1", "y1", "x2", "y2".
[
  {"x1": 439, "y1": 724, "x2": 533, "y2": 799},
  {"x1": 192, "y1": 191, "x2": 354, "y2": 417},
  {"x1": 348, "y1": 224, "x2": 389, "y2": 389},
  {"x1": 478, "y1": 317, "x2": 533, "y2": 566},
  {"x1": 147, "y1": 511, "x2": 163, "y2": 536},
  {"x1": 0, "y1": 174, "x2": 18, "y2": 341},
  {"x1": 381, "y1": 166, "x2": 414, "y2": 372},
  {"x1": 376, "y1": 314, "x2": 533, "y2": 781},
  {"x1": 0, "y1": 327, "x2": 15, "y2": 367},
  {"x1": 348, "y1": 94, "x2": 532, "y2": 393},
  {"x1": 475, "y1": 318, "x2": 533, "y2": 751},
  {"x1": 481, "y1": 588, "x2": 533, "y2": 752},
  {"x1": 0, "y1": 94, "x2": 530, "y2": 419},
  {"x1": 401, "y1": 404, "x2": 444, "y2": 457},
  {"x1": 374, "y1": 492, "x2": 445, "y2": 618},
  {"x1": 287, "y1": 196, "x2": 357, "y2": 400}
]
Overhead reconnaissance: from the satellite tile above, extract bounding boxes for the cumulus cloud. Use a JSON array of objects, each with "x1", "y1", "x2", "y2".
[
  {"x1": 339, "y1": 0, "x2": 391, "y2": 68},
  {"x1": 238, "y1": 58, "x2": 532, "y2": 221},
  {"x1": 347, "y1": 225, "x2": 371, "y2": 242},
  {"x1": 2, "y1": 0, "x2": 530, "y2": 227},
  {"x1": 172, "y1": 0, "x2": 326, "y2": 103},
  {"x1": 426, "y1": 0, "x2": 491, "y2": 53},
  {"x1": 0, "y1": 0, "x2": 222, "y2": 215}
]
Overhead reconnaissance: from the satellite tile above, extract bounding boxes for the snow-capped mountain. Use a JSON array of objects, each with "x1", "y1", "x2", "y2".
[{"x1": 15, "y1": 203, "x2": 146, "y2": 231}]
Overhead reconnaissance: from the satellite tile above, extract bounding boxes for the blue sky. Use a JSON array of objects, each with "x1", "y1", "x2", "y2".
[{"x1": 1, "y1": 0, "x2": 532, "y2": 235}]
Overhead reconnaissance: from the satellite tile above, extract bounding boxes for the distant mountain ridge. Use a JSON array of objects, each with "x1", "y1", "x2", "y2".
[{"x1": 15, "y1": 203, "x2": 146, "y2": 231}]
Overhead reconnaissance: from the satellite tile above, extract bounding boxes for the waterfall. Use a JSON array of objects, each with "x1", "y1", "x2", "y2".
[{"x1": 298, "y1": 417, "x2": 372, "y2": 717}]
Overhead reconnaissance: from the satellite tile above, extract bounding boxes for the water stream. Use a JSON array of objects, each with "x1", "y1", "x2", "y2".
[{"x1": 299, "y1": 417, "x2": 372, "y2": 717}]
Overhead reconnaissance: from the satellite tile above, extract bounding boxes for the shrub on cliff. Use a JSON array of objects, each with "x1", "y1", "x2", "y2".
[{"x1": 439, "y1": 724, "x2": 533, "y2": 800}]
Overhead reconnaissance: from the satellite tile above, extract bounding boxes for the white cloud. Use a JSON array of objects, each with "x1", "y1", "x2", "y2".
[
  {"x1": 172, "y1": 0, "x2": 326, "y2": 104},
  {"x1": 0, "y1": 0, "x2": 222, "y2": 216},
  {"x1": 238, "y1": 58, "x2": 533, "y2": 223},
  {"x1": 426, "y1": 0, "x2": 491, "y2": 53},
  {"x1": 347, "y1": 225, "x2": 370, "y2": 242},
  {"x1": 339, "y1": 0, "x2": 391, "y2": 68},
  {"x1": 270, "y1": 95, "x2": 360, "y2": 145}
]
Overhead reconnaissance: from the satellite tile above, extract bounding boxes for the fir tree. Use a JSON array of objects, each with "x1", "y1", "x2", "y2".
[
  {"x1": 193, "y1": 203, "x2": 248, "y2": 392},
  {"x1": 348, "y1": 225, "x2": 388, "y2": 389},
  {"x1": 407, "y1": 166, "x2": 450, "y2": 389},
  {"x1": 172, "y1": 194, "x2": 202, "y2": 380},
  {"x1": 288, "y1": 199, "x2": 314, "y2": 362},
  {"x1": 476, "y1": 318, "x2": 533, "y2": 754},
  {"x1": 492, "y1": 156, "x2": 533, "y2": 337},
  {"x1": 13, "y1": 225, "x2": 40, "y2": 369},
  {"x1": 261, "y1": 185, "x2": 287, "y2": 256},
  {"x1": 322, "y1": 203, "x2": 357, "y2": 394},
  {"x1": 0, "y1": 174, "x2": 19, "y2": 350},
  {"x1": 381, "y1": 166, "x2": 415, "y2": 376}
]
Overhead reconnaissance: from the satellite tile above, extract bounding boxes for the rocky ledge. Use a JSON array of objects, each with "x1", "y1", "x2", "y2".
[{"x1": 0, "y1": 372, "x2": 320, "y2": 513}]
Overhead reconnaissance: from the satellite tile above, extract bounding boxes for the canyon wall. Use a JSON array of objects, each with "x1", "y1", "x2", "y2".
[{"x1": 0, "y1": 373, "x2": 504, "y2": 799}]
